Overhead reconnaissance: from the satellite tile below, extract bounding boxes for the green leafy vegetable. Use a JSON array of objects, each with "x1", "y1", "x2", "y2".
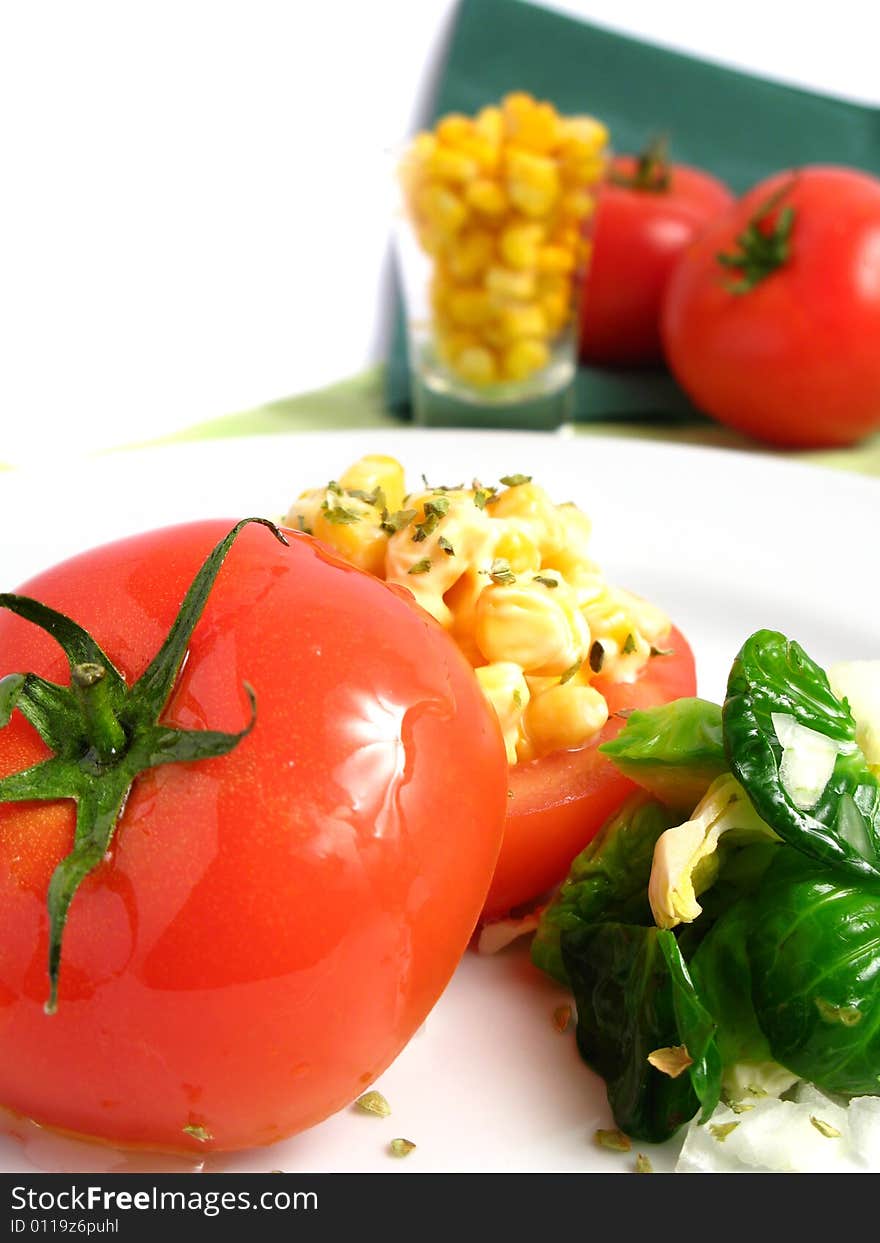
[
  {"x1": 600, "y1": 698, "x2": 727, "y2": 811},
  {"x1": 531, "y1": 795, "x2": 678, "y2": 985},
  {"x1": 745, "y1": 848, "x2": 880, "y2": 1095},
  {"x1": 724, "y1": 630, "x2": 880, "y2": 878},
  {"x1": 562, "y1": 922, "x2": 721, "y2": 1143}
]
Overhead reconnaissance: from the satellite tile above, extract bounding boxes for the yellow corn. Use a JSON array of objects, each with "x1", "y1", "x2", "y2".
[
  {"x1": 338, "y1": 455, "x2": 406, "y2": 515},
  {"x1": 475, "y1": 662, "x2": 531, "y2": 765},
  {"x1": 501, "y1": 338, "x2": 549, "y2": 382},
  {"x1": 466, "y1": 177, "x2": 508, "y2": 218},
  {"x1": 485, "y1": 265, "x2": 536, "y2": 302},
  {"x1": 474, "y1": 576, "x2": 589, "y2": 675},
  {"x1": 506, "y1": 148, "x2": 560, "y2": 217},
  {"x1": 523, "y1": 683, "x2": 609, "y2": 755},
  {"x1": 292, "y1": 456, "x2": 670, "y2": 764}
]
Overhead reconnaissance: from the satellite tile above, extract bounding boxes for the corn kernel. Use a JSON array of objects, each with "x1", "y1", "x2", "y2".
[
  {"x1": 560, "y1": 116, "x2": 609, "y2": 157},
  {"x1": 492, "y1": 523, "x2": 542, "y2": 573},
  {"x1": 416, "y1": 183, "x2": 468, "y2": 236},
  {"x1": 560, "y1": 188, "x2": 596, "y2": 223},
  {"x1": 447, "y1": 286, "x2": 493, "y2": 327},
  {"x1": 502, "y1": 338, "x2": 549, "y2": 381},
  {"x1": 498, "y1": 303, "x2": 547, "y2": 342},
  {"x1": 502, "y1": 93, "x2": 563, "y2": 154},
  {"x1": 465, "y1": 177, "x2": 508, "y2": 217},
  {"x1": 485, "y1": 265, "x2": 536, "y2": 303},
  {"x1": 436, "y1": 113, "x2": 499, "y2": 172},
  {"x1": 338, "y1": 455, "x2": 407, "y2": 515},
  {"x1": 537, "y1": 244, "x2": 575, "y2": 275},
  {"x1": 427, "y1": 145, "x2": 480, "y2": 185},
  {"x1": 474, "y1": 577, "x2": 589, "y2": 675},
  {"x1": 475, "y1": 105, "x2": 504, "y2": 148},
  {"x1": 475, "y1": 662, "x2": 531, "y2": 765},
  {"x1": 447, "y1": 228, "x2": 496, "y2": 281},
  {"x1": 453, "y1": 345, "x2": 497, "y2": 385},
  {"x1": 499, "y1": 220, "x2": 544, "y2": 269},
  {"x1": 506, "y1": 148, "x2": 560, "y2": 218},
  {"x1": 436, "y1": 327, "x2": 480, "y2": 365},
  {"x1": 524, "y1": 683, "x2": 609, "y2": 754},
  {"x1": 541, "y1": 290, "x2": 570, "y2": 332}
]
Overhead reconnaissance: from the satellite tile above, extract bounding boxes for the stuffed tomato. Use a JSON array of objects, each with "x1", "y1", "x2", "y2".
[{"x1": 288, "y1": 456, "x2": 697, "y2": 921}]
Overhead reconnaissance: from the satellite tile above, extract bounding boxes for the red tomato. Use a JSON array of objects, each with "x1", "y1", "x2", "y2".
[
  {"x1": 661, "y1": 166, "x2": 880, "y2": 447},
  {"x1": 579, "y1": 148, "x2": 733, "y2": 366},
  {"x1": 0, "y1": 520, "x2": 508, "y2": 1152},
  {"x1": 481, "y1": 624, "x2": 696, "y2": 920}
]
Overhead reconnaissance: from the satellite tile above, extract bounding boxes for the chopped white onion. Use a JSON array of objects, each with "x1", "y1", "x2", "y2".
[
  {"x1": 676, "y1": 1082, "x2": 880, "y2": 1173},
  {"x1": 772, "y1": 712, "x2": 841, "y2": 810}
]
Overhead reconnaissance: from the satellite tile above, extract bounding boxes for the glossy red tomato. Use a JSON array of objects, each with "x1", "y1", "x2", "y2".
[
  {"x1": 662, "y1": 166, "x2": 880, "y2": 447},
  {"x1": 0, "y1": 520, "x2": 508, "y2": 1152},
  {"x1": 579, "y1": 149, "x2": 733, "y2": 366},
  {"x1": 481, "y1": 625, "x2": 696, "y2": 920}
]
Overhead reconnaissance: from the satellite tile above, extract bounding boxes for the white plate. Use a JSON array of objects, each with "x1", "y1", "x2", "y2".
[{"x1": 0, "y1": 428, "x2": 878, "y2": 1175}]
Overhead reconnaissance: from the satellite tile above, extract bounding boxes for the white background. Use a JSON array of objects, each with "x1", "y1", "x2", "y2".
[{"x1": 2, "y1": 0, "x2": 879, "y2": 465}]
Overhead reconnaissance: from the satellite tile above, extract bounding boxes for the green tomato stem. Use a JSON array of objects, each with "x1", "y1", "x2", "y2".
[{"x1": 71, "y1": 663, "x2": 127, "y2": 764}]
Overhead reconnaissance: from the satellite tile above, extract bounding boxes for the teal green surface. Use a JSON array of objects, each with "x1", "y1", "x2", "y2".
[{"x1": 386, "y1": 0, "x2": 880, "y2": 422}]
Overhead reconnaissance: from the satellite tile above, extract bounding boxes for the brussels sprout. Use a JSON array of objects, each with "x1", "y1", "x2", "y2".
[
  {"x1": 747, "y1": 848, "x2": 880, "y2": 1096},
  {"x1": 531, "y1": 794, "x2": 677, "y2": 985},
  {"x1": 599, "y1": 698, "x2": 727, "y2": 811},
  {"x1": 724, "y1": 630, "x2": 880, "y2": 879},
  {"x1": 562, "y1": 922, "x2": 721, "y2": 1143}
]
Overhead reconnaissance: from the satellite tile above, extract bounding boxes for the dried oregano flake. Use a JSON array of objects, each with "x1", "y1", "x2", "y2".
[
  {"x1": 560, "y1": 661, "x2": 581, "y2": 685},
  {"x1": 182, "y1": 1124, "x2": 213, "y2": 1143},
  {"x1": 810, "y1": 1115, "x2": 841, "y2": 1139},
  {"x1": 500, "y1": 473, "x2": 532, "y2": 487},
  {"x1": 646, "y1": 1045, "x2": 693, "y2": 1079},
  {"x1": 389, "y1": 1138, "x2": 416, "y2": 1158},
  {"x1": 488, "y1": 558, "x2": 516, "y2": 585},
  {"x1": 354, "y1": 1090, "x2": 391, "y2": 1118},
  {"x1": 709, "y1": 1122, "x2": 740, "y2": 1142},
  {"x1": 552, "y1": 1004, "x2": 572, "y2": 1033},
  {"x1": 595, "y1": 1128, "x2": 631, "y2": 1152},
  {"x1": 408, "y1": 558, "x2": 432, "y2": 575},
  {"x1": 634, "y1": 1153, "x2": 654, "y2": 1174},
  {"x1": 589, "y1": 641, "x2": 604, "y2": 673}
]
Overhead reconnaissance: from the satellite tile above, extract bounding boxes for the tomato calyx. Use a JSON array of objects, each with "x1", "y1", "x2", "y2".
[
  {"x1": 717, "y1": 179, "x2": 797, "y2": 293},
  {"x1": 0, "y1": 517, "x2": 286, "y2": 1014},
  {"x1": 610, "y1": 135, "x2": 671, "y2": 193}
]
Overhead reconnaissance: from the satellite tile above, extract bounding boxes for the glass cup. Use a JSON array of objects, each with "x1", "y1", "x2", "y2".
[{"x1": 394, "y1": 95, "x2": 609, "y2": 430}]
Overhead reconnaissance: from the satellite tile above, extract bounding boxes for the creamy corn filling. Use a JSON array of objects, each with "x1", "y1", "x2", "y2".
[{"x1": 287, "y1": 455, "x2": 671, "y2": 765}]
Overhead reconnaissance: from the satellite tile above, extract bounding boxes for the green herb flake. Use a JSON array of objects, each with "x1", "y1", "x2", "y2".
[
  {"x1": 472, "y1": 481, "x2": 497, "y2": 510},
  {"x1": 489, "y1": 558, "x2": 516, "y2": 586},
  {"x1": 728, "y1": 1101, "x2": 755, "y2": 1115},
  {"x1": 635, "y1": 1153, "x2": 654, "y2": 1174},
  {"x1": 389, "y1": 1138, "x2": 416, "y2": 1158},
  {"x1": 354, "y1": 1090, "x2": 391, "y2": 1118},
  {"x1": 321, "y1": 496, "x2": 361, "y2": 525},
  {"x1": 533, "y1": 575, "x2": 559, "y2": 589},
  {"x1": 413, "y1": 496, "x2": 451, "y2": 543},
  {"x1": 560, "y1": 661, "x2": 581, "y2": 685},
  {"x1": 381, "y1": 508, "x2": 417, "y2": 535},
  {"x1": 512, "y1": 687, "x2": 523, "y2": 709},
  {"x1": 810, "y1": 1116, "x2": 841, "y2": 1139},
  {"x1": 408, "y1": 558, "x2": 432, "y2": 576},
  {"x1": 650, "y1": 645, "x2": 674, "y2": 658},
  {"x1": 622, "y1": 633, "x2": 637, "y2": 655},
  {"x1": 589, "y1": 641, "x2": 605, "y2": 674},
  {"x1": 500, "y1": 474, "x2": 532, "y2": 487},
  {"x1": 595, "y1": 1128, "x2": 631, "y2": 1153},
  {"x1": 182, "y1": 1124, "x2": 213, "y2": 1143},
  {"x1": 295, "y1": 514, "x2": 313, "y2": 536},
  {"x1": 815, "y1": 997, "x2": 863, "y2": 1026},
  {"x1": 438, "y1": 535, "x2": 455, "y2": 556},
  {"x1": 709, "y1": 1122, "x2": 740, "y2": 1143}
]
